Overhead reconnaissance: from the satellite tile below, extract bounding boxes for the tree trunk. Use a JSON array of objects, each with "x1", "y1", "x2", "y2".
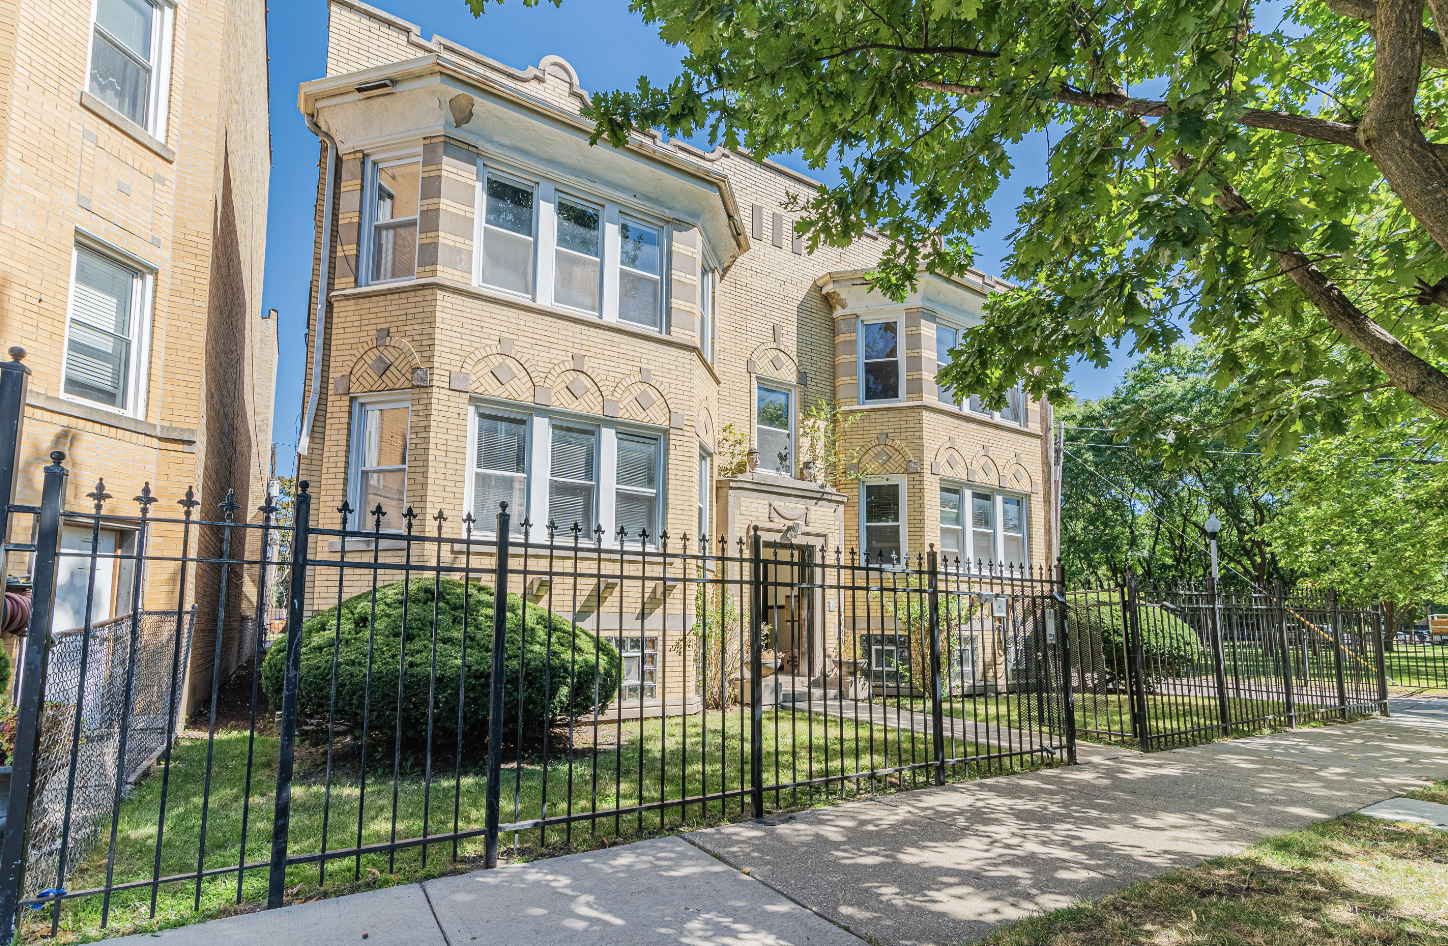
[{"x1": 1383, "y1": 600, "x2": 1399, "y2": 652}]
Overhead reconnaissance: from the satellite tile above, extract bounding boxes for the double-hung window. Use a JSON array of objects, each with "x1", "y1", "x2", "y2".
[
  {"x1": 698, "y1": 269, "x2": 716, "y2": 362},
  {"x1": 89, "y1": 0, "x2": 170, "y2": 137},
  {"x1": 548, "y1": 425, "x2": 597, "y2": 531},
  {"x1": 940, "y1": 484, "x2": 1029, "y2": 568},
  {"x1": 481, "y1": 173, "x2": 536, "y2": 295},
  {"x1": 756, "y1": 383, "x2": 794, "y2": 475},
  {"x1": 697, "y1": 447, "x2": 711, "y2": 540},
  {"x1": 554, "y1": 194, "x2": 601, "y2": 312},
  {"x1": 472, "y1": 412, "x2": 529, "y2": 533},
  {"x1": 618, "y1": 216, "x2": 662, "y2": 329},
  {"x1": 614, "y1": 432, "x2": 662, "y2": 540},
  {"x1": 64, "y1": 245, "x2": 150, "y2": 413},
  {"x1": 859, "y1": 318, "x2": 902, "y2": 403},
  {"x1": 352, "y1": 398, "x2": 409, "y2": 527},
  {"x1": 369, "y1": 161, "x2": 420, "y2": 283},
  {"x1": 862, "y1": 480, "x2": 904, "y2": 564},
  {"x1": 935, "y1": 323, "x2": 960, "y2": 408}
]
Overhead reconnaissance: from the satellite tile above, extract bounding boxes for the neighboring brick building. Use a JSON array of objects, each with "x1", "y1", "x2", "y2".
[
  {"x1": 298, "y1": 1, "x2": 1059, "y2": 707},
  {"x1": 0, "y1": 0, "x2": 276, "y2": 709}
]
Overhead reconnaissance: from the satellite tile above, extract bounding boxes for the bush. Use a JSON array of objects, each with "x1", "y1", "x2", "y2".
[
  {"x1": 261, "y1": 578, "x2": 619, "y2": 752},
  {"x1": 1068, "y1": 598, "x2": 1203, "y2": 693}
]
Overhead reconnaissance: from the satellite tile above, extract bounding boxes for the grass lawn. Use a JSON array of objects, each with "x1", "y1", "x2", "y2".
[
  {"x1": 1383, "y1": 645, "x2": 1448, "y2": 694},
  {"x1": 981, "y1": 780, "x2": 1448, "y2": 946},
  {"x1": 30, "y1": 708, "x2": 1046, "y2": 943}
]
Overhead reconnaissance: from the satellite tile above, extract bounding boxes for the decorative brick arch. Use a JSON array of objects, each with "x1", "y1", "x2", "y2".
[
  {"x1": 855, "y1": 434, "x2": 918, "y2": 476},
  {"x1": 546, "y1": 368, "x2": 606, "y2": 414},
  {"x1": 462, "y1": 346, "x2": 535, "y2": 404},
  {"x1": 969, "y1": 450, "x2": 1001, "y2": 487},
  {"x1": 613, "y1": 379, "x2": 671, "y2": 427},
  {"x1": 342, "y1": 338, "x2": 423, "y2": 395},
  {"x1": 932, "y1": 440, "x2": 970, "y2": 479},
  {"x1": 747, "y1": 344, "x2": 798, "y2": 384},
  {"x1": 696, "y1": 404, "x2": 716, "y2": 451},
  {"x1": 1003, "y1": 458, "x2": 1035, "y2": 494}
]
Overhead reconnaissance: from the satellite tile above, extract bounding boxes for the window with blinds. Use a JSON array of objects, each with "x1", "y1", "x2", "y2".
[
  {"x1": 65, "y1": 246, "x2": 143, "y2": 411},
  {"x1": 863, "y1": 481, "x2": 903, "y2": 564},
  {"x1": 615, "y1": 433, "x2": 660, "y2": 541},
  {"x1": 473, "y1": 413, "x2": 528, "y2": 531},
  {"x1": 941, "y1": 486, "x2": 1030, "y2": 570},
  {"x1": 548, "y1": 425, "x2": 596, "y2": 531}
]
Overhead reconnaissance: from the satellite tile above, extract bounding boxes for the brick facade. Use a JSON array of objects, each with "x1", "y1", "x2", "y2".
[{"x1": 0, "y1": 0, "x2": 276, "y2": 710}]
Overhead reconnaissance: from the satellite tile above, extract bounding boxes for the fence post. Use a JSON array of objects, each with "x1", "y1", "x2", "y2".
[
  {"x1": 1054, "y1": 560, "x2": 1077, "y2": 765},
  {"x1": 1123, "y1": 571, "x2": 1150, "y2": 751},
  {"x1": 925, "y1": 548, "x2": 945, "y2": 785},
  {"x1": 0, "y1": 451, "x2": 66, "y2": 944},
  {"x1": 1328, "y1": 588, "x2": 1347, "y2": 720},
  {"x1": 267, "y1": 481, "x2": 312, "y2": 908},
  {"x1": 1273, "y1": 579, "x2": 1295, "y2": 728},
  {"x1": 1371, "y1": 602, "x2": 1390, "y2": 717},
  {"x1": 484, "y1": 502, "x2": 512, "y2": 869},
  {"x1": 0, "y1": 349, "x2": 30, "y2": 555},
  {"x1": 748, "y1": 528, "x2": 764, "y2": 819},
  {"x1": 1205, "y1": 570, "x2": 1231, "y2": 737}
]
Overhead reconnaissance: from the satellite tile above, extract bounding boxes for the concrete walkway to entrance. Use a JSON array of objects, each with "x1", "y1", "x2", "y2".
[{"x1": 112, "y1": 698, "x2": 1448, "y2": 946}]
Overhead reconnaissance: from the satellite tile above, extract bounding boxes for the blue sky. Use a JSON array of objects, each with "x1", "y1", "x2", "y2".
[{"x1": 260, "y1": 0, "x2": 1132, "y2": 477}]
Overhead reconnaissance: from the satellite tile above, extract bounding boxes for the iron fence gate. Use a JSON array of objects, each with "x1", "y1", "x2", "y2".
[
  {"x1": 0, "y1": 465, "x2": 1074, "y2": 941},
  {"x1": 1066, "y1": 576, "x2": 1389, "y2": 751}
]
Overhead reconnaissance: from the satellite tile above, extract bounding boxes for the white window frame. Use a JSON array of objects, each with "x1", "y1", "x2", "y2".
[
  {"x1": 613, "y1": 429, "x2": 665, "y2": 544},
  {"x1": 477, "y1": 166, "x2": 540, "y2": 300},
  {"x1": 754, "y1": 380, "x2": 796, "y2": 476},
  {"x1": 935, "y1": 320, "x2": 962, "y2": 409},
  {"x1": 86, "y1": 0, "x2": 175, "y2": 140},
  {"x1": 472, "y1": 158, "x2": 671, "y2": 334},
  {"x1": 60, "y1": 239, "x2": 155, "y2": 419},
  {"x1": 464, "y1": 401, "x2": 668, "y2": 545},
  {"x1": 697, "y1": 444, "x2": 712, "y2": 541},
  {"x1": 551, "y1": 188, "x2": 603, "y2": 315},
  {"x1": 466, "y1": 406, "x2": 532, "y2": 535},
  {"x1": 348, "y1": 393, "x2": 411, "y2": 532},
  {"x1": 859, "y1": 475, "x2": 908, "y2": 566},
  {"x1": 940, "y1": 481, "x2": 1030, "y2": 570},
  {"x1": 362, "y1": 153, "x2": 423, "y2": 287},
  {"x1": 858, "y1": 316, "x2": 904, "y2": 405},
  {"x1": 698, "y1": 267, "x2": 716, "y2": 364},
  {"x1": 934, "y1": 319, "x2": 1029, "y2": 427}
]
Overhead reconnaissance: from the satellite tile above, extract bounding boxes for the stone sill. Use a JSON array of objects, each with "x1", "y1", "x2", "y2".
[{"x1": 78, "y1": 91, "x2": 176, "y2": 162}]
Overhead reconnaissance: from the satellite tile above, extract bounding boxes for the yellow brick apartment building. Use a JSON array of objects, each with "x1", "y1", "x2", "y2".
[
  {"x1": 298, "y1": 1, "x2": 1059, "y2": 707},
  {"x1": 0, "y1": 0, "x2": 275, "y2": 708}
]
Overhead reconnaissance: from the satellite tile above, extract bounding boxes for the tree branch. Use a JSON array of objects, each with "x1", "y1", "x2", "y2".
[
  {"x1": 1324, "y1": 0, "x2": 1448, "y2": 68},
  {"x1": 1359, "y1": 0, "x2": 1448, "y2": 252}
]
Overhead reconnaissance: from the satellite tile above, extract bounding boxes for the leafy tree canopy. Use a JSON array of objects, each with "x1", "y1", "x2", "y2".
[{"x1": 470, "y1": 0, "x2": 1448, "y2": 450}]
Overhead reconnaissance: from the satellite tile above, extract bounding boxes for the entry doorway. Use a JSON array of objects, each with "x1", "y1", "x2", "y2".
[{"x1": 761, "y1": 542, "x2": 819, "y2": 678}]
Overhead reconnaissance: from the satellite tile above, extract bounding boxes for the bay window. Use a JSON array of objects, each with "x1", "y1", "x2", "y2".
[
  {"x1": 368, "y1": 160, "x2": 421, "y2": 284},
  {"x1": 89, "y1": 0, "x2": 171, "y2": 138},
  {"x1": 935, "y1": 323, "x2": 960, "y2": 408},
  {"x1": 935, "y1": 320, "x2": 1028, "y2": 426},
  {"x1": 756, "y1": 383, "x2": 794, "y2": 475},
  {"x1": 699, "y1": 268, "x2": 716, "y2": 363},
  {"x1": 470, "y1": 407, "x2": 666, "y2": 542},
  {"x1": 64, "y1": 244, "x2": 151, "y2": 414},
  {"x1": 861, "y1": 480, "x2": 904, "y2": 564},
  {"x1": 940, "y1": 484, "x2": 1030, "y2": 568},
  {"x1": 618, "y1": 216, "x2": 662, "y2": 329},
  {"x1": 859, "y1": 318, "x2": 902, "y2": 403},
  {"x1": 350, "y1": 397, "x2": 409, "y2": 528},
  {"x1": 481, "y1": 173, "x2": 536, "y2": 295}
]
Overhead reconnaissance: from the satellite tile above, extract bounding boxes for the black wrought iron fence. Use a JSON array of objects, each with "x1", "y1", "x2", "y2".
[
  {"x1": 0, "y1": 465, "x2": 1074, "y2": 942},
  {"x1": 1066, "y1": 577, "x2": 1388, "y2": 751}
]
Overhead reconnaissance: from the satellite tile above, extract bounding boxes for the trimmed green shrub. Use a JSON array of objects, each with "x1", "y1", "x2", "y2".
[
  {"x1": 261, "y1": 578, "x2": 619, "y2": 752},
  {"x1": 1068, "y1": 598, "x2": 1203, "y2": 693}
]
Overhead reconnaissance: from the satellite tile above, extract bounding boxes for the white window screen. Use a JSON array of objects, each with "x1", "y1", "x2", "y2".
[
  {"x1": 555, "y1": 195, "x2": 601, "y2": 312},
  {"x1": 618, "y1": 217, "x2": 661, "y2": 329},
  {"x1": 548, "y1": 425, "x2": 596, "y2": 530},
  {"x1": 482, "y1": 175, "x2": 535, "y2": 295},
  {"x1": 940, "y1": 487, "x2": 964, "y2": 557},
  {"x1": 90, "y1": 0, "x2": 157, "y2": 129},
  {"x1": 614, "y1": 433, "x2": 660, "y2": 542},
  {"x1": 474, "y1": 413, "x2": 528, "y2": 532},
  {"x1": 371, "y1": 162, "x2": 420, "y2": 283},
  {"x1": 66, "y1": 247, "x2": 140, "y2": 410},
  {"x1": 860, "y1": 321, "x2": 900, "y2": 402}
]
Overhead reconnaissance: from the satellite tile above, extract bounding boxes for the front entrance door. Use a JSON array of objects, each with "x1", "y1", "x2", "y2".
[{"x1": 761, "y1": 542, "x2": 817, "y2": 678}]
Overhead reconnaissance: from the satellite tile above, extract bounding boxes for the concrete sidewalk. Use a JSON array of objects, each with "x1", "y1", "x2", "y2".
[{"x1": 110, "y1": 698, "x2": 1448, "y2": 946}]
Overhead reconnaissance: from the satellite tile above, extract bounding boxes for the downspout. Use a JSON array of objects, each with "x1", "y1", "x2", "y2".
[{"x1": 297, "y1": 115, "x2": 338, "y2": 457}]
